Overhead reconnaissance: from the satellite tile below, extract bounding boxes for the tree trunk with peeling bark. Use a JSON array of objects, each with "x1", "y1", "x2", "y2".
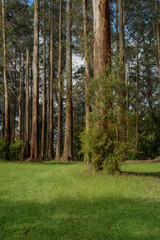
[
  {"x1": 55, "y1": 0, "x2": 63, "y2": 160},
  {"x1": 2, "y1": 0, "x2": 10, "y2": 144},
  {"x1": 61, "y1": 0, "x2": 73, "y2": 161},
  {"x1": 30, "y1": 0, "x2": 39, "y2": 160}
]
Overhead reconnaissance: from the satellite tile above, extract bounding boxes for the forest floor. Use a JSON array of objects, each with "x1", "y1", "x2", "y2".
[{"x1": 0, "y1": 161, "x2": 160, "y2": 240}]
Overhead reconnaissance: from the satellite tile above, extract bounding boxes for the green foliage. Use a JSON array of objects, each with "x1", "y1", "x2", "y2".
[
  {"x1": 73, "y1": 124, "x2": 84, "y2": 161},
  {"x1": 130, "y1": 111, "x2": 160, "y2": 160},
  {"x1": 9, "y1": 140, "x2": 25, "y2": 161},
  {"x1": 138, "y1": 133, "x2": 157, "y2": 159},
  {"x1": 0, "y1": 139, "x2": 8, "y2": 160},
  {"x1": 80, "y1": 128, "x2": 129, "y2": 174},
  {"x1": 81, "y1": 58, "x2": 130, "y2": 173}
]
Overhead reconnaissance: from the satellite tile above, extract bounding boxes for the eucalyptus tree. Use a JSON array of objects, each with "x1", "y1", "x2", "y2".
[
  {"x1": 155, "y1": 0, "x2": 160, "y2": 96},
  {"x1": 55, "y1": 0, "x2": 63, "y2": 160},
  {"x1": 48, "y1": 0, "x2": 54, "y2": 160},
  {"x1": 61, "y1": 0, "x2": 73, "y2": 161},
  {"x1": 2, "y1": 0, "x2": 10, "y2": 144},
  {"x1": 41, "y1": 0, "x2": 47, "y2": 160},
  {"x1": 25, "y1": 49, "x2": 30, "y2": 157},
  {"x1": 83, "y1": 0, "x2": 91, "y2": 163},
  {"x1": 30, "y1": 0, "x2": 39, "y2": 160},
  {"x1": 91, "y1": 0, "x2": 111, "y2": 169}
]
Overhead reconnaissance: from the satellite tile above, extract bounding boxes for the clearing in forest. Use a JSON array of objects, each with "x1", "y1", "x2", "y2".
[{"x1": 0, "y1": 161, "x2": 160, "y2": 240}]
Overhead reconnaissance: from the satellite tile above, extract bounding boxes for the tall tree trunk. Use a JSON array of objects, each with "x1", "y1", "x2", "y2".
[
  {"x1": 46, "y1": 38, "x2": 50, "y2": 159},
  {"x1": 41, "y1": 0, "x2": 47, "y2": 160},
  {"x1": 61, "y1": 0, "x2": 73, "y2": 161},
  {"x1": 11, "y1": 50, "x2": 17, "y2": 143},
  {"x1": 115, "y1": 0, "x2": 119, "y2": 52},
  {"x1": 119, "y1": 0, "x2": 126, "y2": 140},
  {"x1": 93, "y1": 0, "x2": 111, "y2": 77},
  {"x1": 2, "y1": 0, "x2": 10, "y2": 144},
  {"x1": 22, "y1": 50, "x2": 25, "y2": 141},
  {"x1": 155, "y1": 0, "x2": 160, "y2": 96},
  {"x1": 1, "y1": 109, "x2": 5, "y2": 139},
  {"x1": 83, "y1": 0, "x2": 90, "y2": 163},
  {"x1": 92, "y1": 0, "x2": 111, "y2": 168},
  {"x1": 1, "y1": 96, "x2": 5, "y2": 139},
  {"x1": 25, "y1": 49, "x2": 29, "y2": 157},
  {"x1": 18, "y1": 69, "x2": 22, "y2": 140},
  {"x1": 48, "y1": 0, "x2": 54, "y2": 160},
  {"x1": 136, "y1": 33, "x2": 139, "y2": 151},
  {"x1": 55, "y1": 0, "x2": 63, "y2": 160},
  {"x1": 30, "y1": 58, "x2": 33, "y2": 140},
  {"x1": 119, "y1": 0, "x2": 125, "y2": 69},
  {"x1": 147, "y1": 50, "x2": 152, "y2": 111},
  {"x1": 30, "y1": 0, "x2": 39, "y2": 160}
]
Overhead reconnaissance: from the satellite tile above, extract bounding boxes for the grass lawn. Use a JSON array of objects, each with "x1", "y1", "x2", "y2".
[{"x1": 0, "y1": 161, "x2": 160, "y2": 240}]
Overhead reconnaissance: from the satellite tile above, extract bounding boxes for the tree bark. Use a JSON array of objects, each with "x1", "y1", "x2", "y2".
[
  {"x1": 92, "y1": 0, "x2": 111, "y2": 169},
  {"x1": 1, "y1": 109, "x2": 5, "y2": 139},
  {"x1": 29, "y1": 58, "x2": 33, "y2": 140},
  {"x1": 55, "y1": 0, "x2": 63, "y2": 160},
  {"x1": 30, "y1": 0, "x2": 39, "y2": 160},
  {"x1": 2, "y1": 0, "x2": 10, "y2": 144},
  {"x1": 22, "y1": 50, "x2": 25, "y2": 141},
  {"x1": 18, "y1": 69, "x2": 22, "y2": 140},
  {"x1": 93, "y1": 0, "x2": 111, "y2": 78},
  {"x1": 11, "y1": 50, "x2": 17, "y2": 143},
  {"x1": 119, "y1": 0, "x2": 125, "y2": 71},
  {"x1": 41, "y1": 0, "x2": 47, "y2": 160},
  {"x1": 155, "y1": 0, "x2": 160, "y2": 97},
  {"x1": 83, "y1": 0, "x2": 90, "y2": 163},
  {"x1": 119, "y1": 0, "x2": 126, "y2": 140},
  {"x1": 61, "y1": 0, "x2": 73, "y2": 161},
  {"x1": 147, "y1": 50, "x2": 152, "y2": 110},
  {"x1": 25, "y1": 49, "x2": 29, "y2": 157},
  {"x1": 46, "y1": 39, "x2": 50, "y2": 159},
  {"x1": 48, "y1": 0, "x2": 54, "y2": 160},
  {"x1": 115, "y1": 0, "x2": 119, "y2": 52},
  {"x1": 136, "y1": 33, "x2": 139, "y2": 151}
]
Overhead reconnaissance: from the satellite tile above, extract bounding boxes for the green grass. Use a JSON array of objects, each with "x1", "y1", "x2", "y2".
[{"x1": 0, "y1": 161, "x2": 160, "y2": 240}]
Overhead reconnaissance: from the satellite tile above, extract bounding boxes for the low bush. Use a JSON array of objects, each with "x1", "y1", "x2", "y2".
[
  {"x1": 9, "y1": 140, "x2": 25, "y2": 161},
  {"x1": 0, "y1": 139, "x2": 8, "y2": 160}
]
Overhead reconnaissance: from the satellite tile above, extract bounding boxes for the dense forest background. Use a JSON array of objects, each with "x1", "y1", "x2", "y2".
[{"x1": 1, "y1": 0, "x2": 160, "y2": 172}]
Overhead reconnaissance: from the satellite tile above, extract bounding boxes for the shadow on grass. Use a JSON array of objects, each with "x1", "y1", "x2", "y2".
[
  {"x1": 44, "y1": 161, "x2": 78, "y2": 166},
  {"x1": 0, "y1": 196, "x2": 160, "y2": 240},
  {"x1": 122, "y1": 171, "x2": 160, "y2": 179}
]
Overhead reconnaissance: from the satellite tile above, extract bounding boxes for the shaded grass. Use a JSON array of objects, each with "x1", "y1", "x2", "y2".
[
  {"x1": 121, "y1": 162, "x2": 160, "y2": 178},
  {"x1": 0, "y1": 161, "x2": 160, "y2": 239}
]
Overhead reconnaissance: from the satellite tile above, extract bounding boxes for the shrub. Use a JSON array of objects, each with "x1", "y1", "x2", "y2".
[
  {"x1": 80, "y1": 127, "x2": 130, "y2": 174},
  {"x1": 9, "y1": 140, "x2": 25, "y2": 161},
  {"x1": 80, "y1": 56, "x2": 130, "y2": 174},
  {"x1": 73, "y1": 124, "x2": 84, "y2": 161},
  {"x1": 0, "y1": 139, "x2": 8, "y2": 160}
]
